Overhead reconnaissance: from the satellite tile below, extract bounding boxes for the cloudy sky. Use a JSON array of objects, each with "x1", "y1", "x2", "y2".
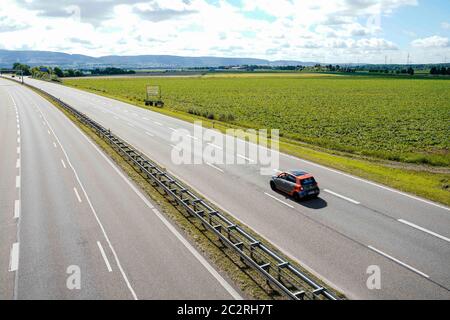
[{"x1": 0, "y1": 0, "x2": 449, "y2": 63}]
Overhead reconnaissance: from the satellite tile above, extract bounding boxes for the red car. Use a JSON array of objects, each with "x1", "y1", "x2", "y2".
[{"x1": 270, "y1": 170, "x2": 320, "y2": 201}]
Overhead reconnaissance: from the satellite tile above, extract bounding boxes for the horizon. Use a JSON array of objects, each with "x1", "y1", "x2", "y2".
[
  {"x1": 2, "y1": 48, "x2": 450, "y2": 66},
  {"x1": 0, "y1": 0, "x2": 449, "y2": 64}
]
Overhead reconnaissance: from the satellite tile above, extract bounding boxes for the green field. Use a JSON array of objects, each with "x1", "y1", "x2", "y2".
[{"x1": 64, "y1": 74, "x2": 450, "y2": 167}]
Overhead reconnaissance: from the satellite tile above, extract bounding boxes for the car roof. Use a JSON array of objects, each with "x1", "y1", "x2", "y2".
[{"x1": 288, "y1": 170, "x2": 310, "y2": 177}]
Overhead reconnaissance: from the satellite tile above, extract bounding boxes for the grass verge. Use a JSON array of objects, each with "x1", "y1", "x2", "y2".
[
  {"x1": 29, "y1": 84, "x2": 345, "y2": 300},
  {"x1": 63, "y1": 83, "x2": 449, "y2": 207}
]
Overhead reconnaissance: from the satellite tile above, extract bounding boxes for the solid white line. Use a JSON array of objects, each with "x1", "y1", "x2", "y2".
[
  {"x1": 73, "y1": 187, "x2": 82, "y2": 203},
  {"x1": 206, "y1": 162, "x2": 224, "y2": 173},
  {"x1": 97, "y1": 241, "x2": 113, "y2": 272},
  {"x1": 398, "y1": 219, "x2": 450, "y2": 243},
  {"x1": 150, "y1": 208, "x2": 242, "y2": 300},
  {"x1": 14, "y1": 200, "x2": 20, "y2": 219},
  {"x1": 368, "y1": 245, "x2": 429, "y2": 278},
  {"x1": 9, "y1": 242, "x2": 19, "y2": 272},
  {"x1": 38, "y1": 109, "x2": 139, "y2": 300},
  {"x1": 264, "y1": 192, "x2": 294, "y2": 208},
  {"x1": 145, "y1": 131, "x2": 154, "y2": 137},
  {"x1": 15, "y1": 176, "x2": 20, "y2": 188},
  {"x1": 287, "y1": 155, "x2": 449, "y2": 211},
  {"x1": 61, "y1": 159, "x2": 67, "y2": 168},
  {"x1": 323, "y1": 189, "x2": 360, "y2": 205},
  {"x1": 63, "y1": 112, "x2": 241, "y2": 299}
]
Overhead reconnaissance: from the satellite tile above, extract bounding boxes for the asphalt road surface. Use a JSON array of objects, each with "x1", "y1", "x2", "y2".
[
  {"x1": 0, "y1": 77, "x2": 242, "y2": 300},
  {"x1": 5, "y1": 76, "x2": 450, "y2": 299}
]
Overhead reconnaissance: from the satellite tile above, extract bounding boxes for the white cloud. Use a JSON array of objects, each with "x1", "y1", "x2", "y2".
[
  {"x1": 0, "y1": 0, "x2": 434, "y2": 63},
  {"x1": 411, "y1": 36, "x2": 450, "y2": 48},
  {"x1": 441, "y1": 22, "x2": 450, "y2": 30}
]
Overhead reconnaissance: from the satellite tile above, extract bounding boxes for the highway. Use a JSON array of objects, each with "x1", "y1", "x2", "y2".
[
  {"x1": 19, "y1": 76, "x2": 450, "y2": 300},
  {"x1": 0, "y1": 78, "x2": 242, "y2": 300}
]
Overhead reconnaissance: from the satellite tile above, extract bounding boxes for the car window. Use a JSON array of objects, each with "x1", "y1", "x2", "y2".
[
  {"x1": 301, "y1": 177, "x2": 316, "y2": 185},
  {"x1": 286, "y1": 175, "x2": 297, "y2": 183}
]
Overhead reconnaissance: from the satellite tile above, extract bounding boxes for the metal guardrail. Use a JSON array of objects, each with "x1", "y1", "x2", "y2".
[{"x1": 18, "y1": 77, "x2": 338, "y2": 301}]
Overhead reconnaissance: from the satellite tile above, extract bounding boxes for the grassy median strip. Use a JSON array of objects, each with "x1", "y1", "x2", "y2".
[{"x1": 28, "y1": 85, "x2": 345, "y2": 300}]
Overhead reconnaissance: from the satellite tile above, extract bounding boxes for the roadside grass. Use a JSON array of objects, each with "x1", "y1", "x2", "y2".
[
  {"x1": 30, "y1": 85, "x2": 345, "y2": 300},
  {"x1": 62, "y1": 82, "x2": 450, "y2": 207}
]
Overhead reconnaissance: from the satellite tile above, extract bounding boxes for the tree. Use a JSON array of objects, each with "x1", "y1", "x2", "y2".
[
  {"x1": 407, "y1": 67, "x2": 414, "y2": 75},
  {"x1": 53, "y1": 67, "x2": 64, "y2": 78},
  {"x1": 12, "y1": 63, "x2": 31, "y2": 76}
]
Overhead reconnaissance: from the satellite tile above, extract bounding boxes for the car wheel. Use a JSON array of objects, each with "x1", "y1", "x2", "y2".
[
  {"x1": 293, "y1": 193, "x2": 300, "y2": 202},
  {"x1": 270, "y1": 181, "x2": 277, "y2": 191}
]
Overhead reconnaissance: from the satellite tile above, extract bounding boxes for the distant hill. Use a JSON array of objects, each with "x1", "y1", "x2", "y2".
[{"x1": 0, "y1": 49, "x2": 314, "y2": 69}]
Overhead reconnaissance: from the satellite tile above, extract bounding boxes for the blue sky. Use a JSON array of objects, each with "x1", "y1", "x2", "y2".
[{"x1": 0, "y1": 0, "x2": 449, "y2": 63}]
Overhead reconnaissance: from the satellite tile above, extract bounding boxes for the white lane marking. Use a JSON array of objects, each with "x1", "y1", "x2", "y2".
[
  {"x1": 113, "y1": 116, "x2": 119, "y2": 120},
  {"x1": 14, "y1": 200, "x2": 20, "y2": 219},
  {"x1": 15, "y1": 176, "x2": 20, "y2": 188},
  {"x1": 206, "y1": 162, "x2": 224, "y2": 173},
  {"x1": 151, "y1": 207, "x2": 242, "y2": 300},
  {"x1": 237, "y1": 154, "x2": 255, "y2": 163},
  {"x1": 47, "y1": 129, "x2": 50, "y2": 135},
  {"x1": 187, "y1": 134, "x2": 198, "y2": 141},
  {"x1": 171, "y1": 144, "x2": 182, "y2": 151},
  {"x1": 63, "y1": 112, "x2": 241, "y2": 300},
  {"x1": 17, "y1": 147, "x2": 20, "y2": 154},
  {"x1": 264, "y1": 192, "x2": 294, "y2": 208},
  {"x1": 207, "y1": 143, "x2": 222, "y2": 150},
  {"x1": 142, "y1": 117, "x2": 149, "y2": 121},
  {"x1": 9, "y1": 242, "x2": 19, "y2": 272},
  {"x1": 16, "y1": 159, "x2": 20, "y2": 168},
  {"x1": 168, "y1": 127, "x2": 176, "y2": 131},
  {"x1": 368, "y1": 245, "x2": 429, "y2": 278},
  {"x1": 97, "y1": 241, "x2": 113, "y2": 272},
  {"x1": 17, "y1": 137, "x2": 20, "y2": 143},
  {"x1": 61, "y1": 159, "x2": 67, "y2": 169},
  {"x1": 153, "y1": 121, "x2": 163, "y2": 126},
  {"x1": 127, "y1": 123, "x2": 135, "y2": 128},
  {"x1": 286, "y1": 155, "x2": 450, "y2": 211},
  {"x1": 145, "y1": 131, "x2": 154, "y2": 137},
  {"x1": 73, "y1": 187, "x2": 82, "y2": 203},
  {"x1": 53, "y1": 142, "x2": 57, "y2": 148},
  {"x1": 323, "y1": 189, "x2": 360, "y2": 205},
  {"x1": 398, "y1": 219, "x2": 450, "y2": 243},
  {"x1": 37, "y1": 109, "x2": 139, "y2": 300}
]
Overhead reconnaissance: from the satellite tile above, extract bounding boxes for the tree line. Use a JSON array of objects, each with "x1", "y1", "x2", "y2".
[
  {"x1": 430, "y1": 67, "x2": 450, "y2": 75},
  {"x1": 10, "y1": 63, "x2": 135, "y2": 79}
]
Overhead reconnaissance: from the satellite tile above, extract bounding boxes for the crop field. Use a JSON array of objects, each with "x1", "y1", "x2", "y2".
[{"x1": 64, "y1": 74, "x2": 450, "y2": 166}]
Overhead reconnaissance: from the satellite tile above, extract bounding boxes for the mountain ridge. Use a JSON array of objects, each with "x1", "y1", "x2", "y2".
[{"x1": 0, "y1": 49, "x2": 316, "y2": 68}]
